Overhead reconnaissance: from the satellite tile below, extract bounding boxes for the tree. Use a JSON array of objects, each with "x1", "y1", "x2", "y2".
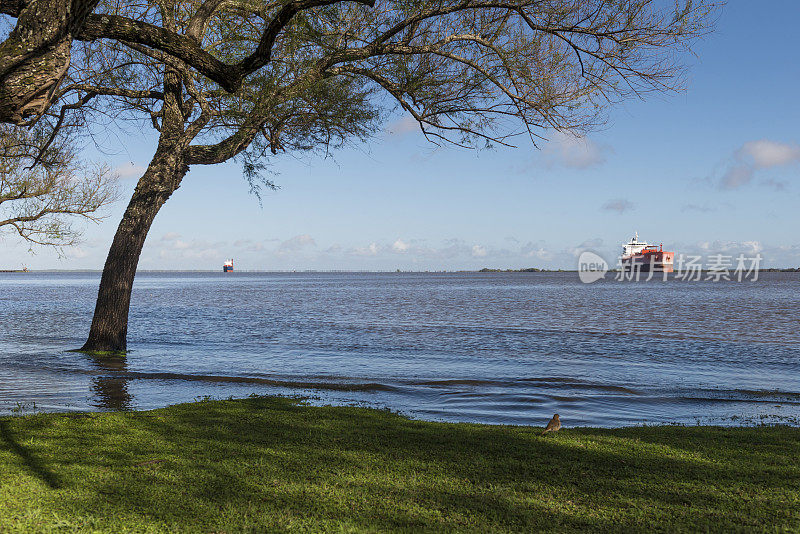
[
  {"x1": 0, "y1": 124, "x2": 116, "y2": 247},
  {"x1": 0, "y1": 0, "x2": 101, "y2": 123},
  {"x1": 1, "y1": 0, "x2": 717, "y2": 352}
]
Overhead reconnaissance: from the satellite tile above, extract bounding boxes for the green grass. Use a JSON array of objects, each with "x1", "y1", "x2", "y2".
[{"x1": 1, "y1": 397, "x2": 798, "y2": 533}]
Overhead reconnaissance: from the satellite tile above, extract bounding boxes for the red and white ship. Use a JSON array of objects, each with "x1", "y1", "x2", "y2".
[
  {"x1": 223, "y1": 259, "x2": 234, "y2": 273},
  {"x1": 620, "y1": 232, "x2": 674, "y2": 273}
]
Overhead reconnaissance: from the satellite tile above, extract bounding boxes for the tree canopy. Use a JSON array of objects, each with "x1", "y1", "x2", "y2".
[
  {"x1": 1, "y1": 0, "x2": 716, "y2": 156},
  {"x1": 1, "y1": 0, "x2": 718, "y2": 351}
]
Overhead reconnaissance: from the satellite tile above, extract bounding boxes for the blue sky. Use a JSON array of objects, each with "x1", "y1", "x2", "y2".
[{"x1": 2, "y1": 2, "x2": 799, "y2": 270}]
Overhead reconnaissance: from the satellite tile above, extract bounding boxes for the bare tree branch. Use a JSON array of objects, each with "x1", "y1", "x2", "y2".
[{"x1": 0, "y1": 124, "x2": 118, "y2": 246}]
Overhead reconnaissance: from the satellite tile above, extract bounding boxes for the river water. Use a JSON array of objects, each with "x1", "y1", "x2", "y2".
[{"x1": 1, "y1": 271, "x2": 798, "y2": 427}]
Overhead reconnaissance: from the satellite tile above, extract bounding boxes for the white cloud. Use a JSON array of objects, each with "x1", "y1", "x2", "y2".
[
  {"x1": 231, "y1": 239, "x2": 267, "y2": 252},
  {"x1": 719, "y1": 139, "x2": 800, "y2": 190},
  {"x1": 471, "y1": 245, "x2": 487, "y2": 257},
  {"x1": 113, "y1": 162, "x2": 147, "y2": 179},
  {"x1": 392, "y1": 239, "x2": 410, "y2": 252},
  {"x1": 385, "y1": 115, "x2": 420, "y2": 136},
  {"x1": 352, "y1": 242, "x2": 380, "y2": 256},
  {"x1": 742, "y1": 241, "x2": 763, "y2": 254},
  {"x1": 601, "y1": 198, "x2": 635, "y2": 214},
  {"x1": 126, "y1": 233, "x2": 800, "y2": 271},
  {"x1": 720, "y1": 164, "x2": 754, "y2": 189},
  {"x1": 437, "y1": 239, "x2": 472, "y2": 259},
  {"x1": 694, "y1": 240, "x2": 763, "y2": 255},
  {"x1": 277, "y1": 234, "x2": 316, "y2": 253},
  {"x1": 565, "y1": 238, "x2": 604, "y2": 258},
  {"x1": 738, "y1": 140, "x2": 800, "y2": 168},
  {"x1": 543, "y1": 131, "x2": 607, "y2": 169},
  {"x1": 520, "y1": 241, "x2": 554, "y2": 261},
  {"x1": 66, "y1": 247, "x2": 89, "y2": 259},
  {"x1": 152, "y1": 237, "x2": 222, "y2": 262},
  {"x1": 577, "y1": 238, "x2": 603, "y2": 249}
]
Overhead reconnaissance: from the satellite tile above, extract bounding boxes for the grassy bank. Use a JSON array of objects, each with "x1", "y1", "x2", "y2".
[{"x1": 1, "y1": 398, "x2": 798, "y2": 532}]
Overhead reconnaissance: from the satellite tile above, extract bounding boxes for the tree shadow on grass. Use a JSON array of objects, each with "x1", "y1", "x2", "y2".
[
  {"x1": 5, "y1": 398, "x2": 800, "y2": 531},
  {"x1": 0, "y1": 419, "x2": 61, "y2": 489}
]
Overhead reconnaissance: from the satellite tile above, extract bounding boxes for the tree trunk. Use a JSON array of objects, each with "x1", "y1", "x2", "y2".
[
  {"x1": 0, "y1": 0, "x2": 100, "y2": 123},
  {"x1": 80, "y1": 148, "x2": 187, "y2": 352}
]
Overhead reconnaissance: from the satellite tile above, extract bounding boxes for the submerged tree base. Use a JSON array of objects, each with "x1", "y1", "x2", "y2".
[
  {"x1": 1, "y1": 397, "x2": 798, "y2": 532},
  {"x1": 67, "y1": 347, "x2": 128, "y2": 357}
]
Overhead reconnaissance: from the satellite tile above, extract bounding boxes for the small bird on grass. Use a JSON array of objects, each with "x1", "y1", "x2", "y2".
[{"x1": 541, "y1": 414, "x2": 561, "y2": 435}]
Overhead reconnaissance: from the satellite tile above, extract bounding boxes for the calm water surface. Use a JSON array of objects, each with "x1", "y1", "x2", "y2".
[{"x1": 1, "y1": 271, "x2": 799, "y2": 427}]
